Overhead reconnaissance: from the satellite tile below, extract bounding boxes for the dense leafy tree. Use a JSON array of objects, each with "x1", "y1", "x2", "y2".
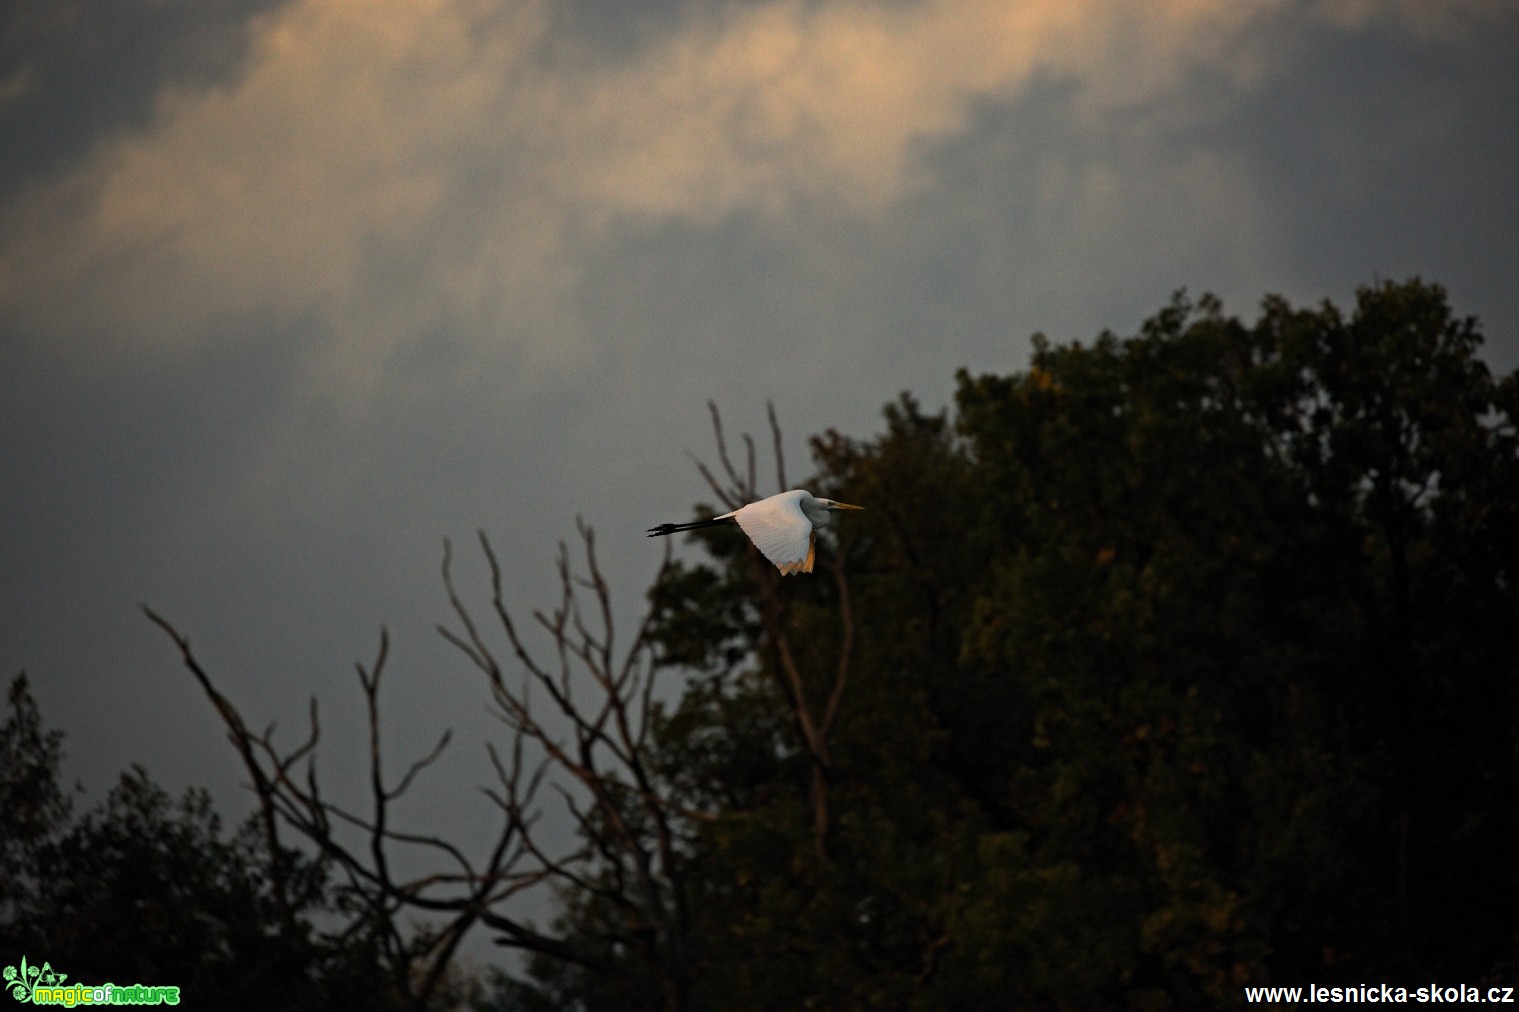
[
  {"x1": 518, "y1": 278, "x2": 1517, "y2": 1008},
  {"x1": 0, "y1": 674, "x2": 76, "y2": 951},
  {"x1": 0, "y1": 676, "x2": 407, "y2": 1010}
]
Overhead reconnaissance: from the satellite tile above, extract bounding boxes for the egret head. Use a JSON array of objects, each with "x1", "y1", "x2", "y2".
[{"x1": 803, "y1": 497, "x2": 864, "y2": 525}]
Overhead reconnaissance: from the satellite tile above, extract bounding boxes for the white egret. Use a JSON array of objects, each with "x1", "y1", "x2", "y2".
[{"x1": 647, "y1": 489, "x2": 864, "y2": 575}]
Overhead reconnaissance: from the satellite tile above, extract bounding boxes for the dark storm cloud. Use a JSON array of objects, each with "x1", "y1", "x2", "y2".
[
  {"x1": 0, "y1": 0, "x2": 289, "y2": 195},
  {"x1": 892, "y1": 5, "x2": 1519, "y2": 365},
  {"x1": 557, "y1": 0, "x2": 887, "y2": 58},
  {"x1": 556, "y1": 0, "x2": 710, "y2": 56},
  {"x1": 1217, "y1": 13, "x2": 1519, "y2": 366}
]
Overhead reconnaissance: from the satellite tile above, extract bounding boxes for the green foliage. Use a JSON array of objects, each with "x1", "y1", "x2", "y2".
[{"x1": 536, "y1": 278, "x2": 1518, "y2": 1008}]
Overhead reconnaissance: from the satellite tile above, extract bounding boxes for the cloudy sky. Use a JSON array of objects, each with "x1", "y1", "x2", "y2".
[{"x1": 3, "y1": 0, "x2": 1517, "y2": 924}]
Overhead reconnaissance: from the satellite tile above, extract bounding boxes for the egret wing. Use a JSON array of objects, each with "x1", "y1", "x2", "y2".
[{"x1": 734, "y1": 492, "x2": 815, "y2": 575}]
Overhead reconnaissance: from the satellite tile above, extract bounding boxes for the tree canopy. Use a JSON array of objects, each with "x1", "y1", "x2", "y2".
[{"x1": 612, "y1": 277, "x2": 1519, "y2": 1009}]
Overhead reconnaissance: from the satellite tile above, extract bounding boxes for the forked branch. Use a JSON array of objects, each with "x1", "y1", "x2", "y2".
[
  {"x1": 688, "y1": 401, "x2": 858, "y2": 858},
  {"x1": 146, "y1": 521, "x2": 696, "y2": 1012}
]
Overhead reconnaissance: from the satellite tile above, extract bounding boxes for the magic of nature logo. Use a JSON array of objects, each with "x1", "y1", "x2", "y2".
[{"x1": 3, "y1": 956, "x2": 180, "y2": 1006}]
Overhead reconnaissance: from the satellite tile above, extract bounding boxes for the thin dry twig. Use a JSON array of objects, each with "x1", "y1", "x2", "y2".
[
  {"x1": 146, "y1": 520, "x2": 696, "y2": 1012},
  {"x1": 685, "y1": 401, "x2": 858, "y2": 858}
]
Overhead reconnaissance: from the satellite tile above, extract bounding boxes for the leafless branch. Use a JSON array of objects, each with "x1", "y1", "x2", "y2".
[
  {"x1": 685, "y1": 402, "x2": 859, "y2": 858},
  {"x1": 769, "y1": 400, "x2": 788, "y2": 493},
  {"x1": 146, "y1": 521, "x2": 698, "y2": 1011}
]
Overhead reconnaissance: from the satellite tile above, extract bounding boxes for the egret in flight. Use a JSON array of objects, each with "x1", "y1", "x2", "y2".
[{"x1": 647, "y1": 489, "x2": 864, "y2": 575}]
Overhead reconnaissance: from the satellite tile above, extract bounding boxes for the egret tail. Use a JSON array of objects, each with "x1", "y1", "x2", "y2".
[{"x1": 646, "y1": 517, "x2": 737, "y2": 538}]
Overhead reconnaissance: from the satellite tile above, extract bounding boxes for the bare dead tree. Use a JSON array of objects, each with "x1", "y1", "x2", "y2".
[
  {"x1": 438, "y1": 522, "x2": 698, "y2": 1010},
  {"x1": 688, "y1": 401, "x2": 857, "y2": 859},
  {"x1": 144, "y1": 522, "x2": 697, "y2": 1012}
]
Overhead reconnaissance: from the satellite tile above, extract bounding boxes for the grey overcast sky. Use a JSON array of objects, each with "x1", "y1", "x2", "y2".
[{"x1": 3, "y1": 0, "x2": 1517, "y2": 902}]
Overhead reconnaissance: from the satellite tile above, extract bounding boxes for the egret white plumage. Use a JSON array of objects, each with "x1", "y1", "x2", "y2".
[{"x1": 647, "y1": 489, "x2": 864, "y2": 575}]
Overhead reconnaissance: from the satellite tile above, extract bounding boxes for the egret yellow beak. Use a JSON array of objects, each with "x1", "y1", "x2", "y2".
[{"x1": 831, "y1": 502, "x2": 865, "y2": 510}]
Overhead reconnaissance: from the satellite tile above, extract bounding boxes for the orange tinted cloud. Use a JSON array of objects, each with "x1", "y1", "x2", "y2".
[{"x1": 0, "y1": 0, "x2": 1502, "y2": 383}]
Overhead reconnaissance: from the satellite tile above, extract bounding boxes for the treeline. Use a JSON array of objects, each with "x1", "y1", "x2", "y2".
[{"x1": 4, "y1": 279, "x2": 1516, "y2": 1009}]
